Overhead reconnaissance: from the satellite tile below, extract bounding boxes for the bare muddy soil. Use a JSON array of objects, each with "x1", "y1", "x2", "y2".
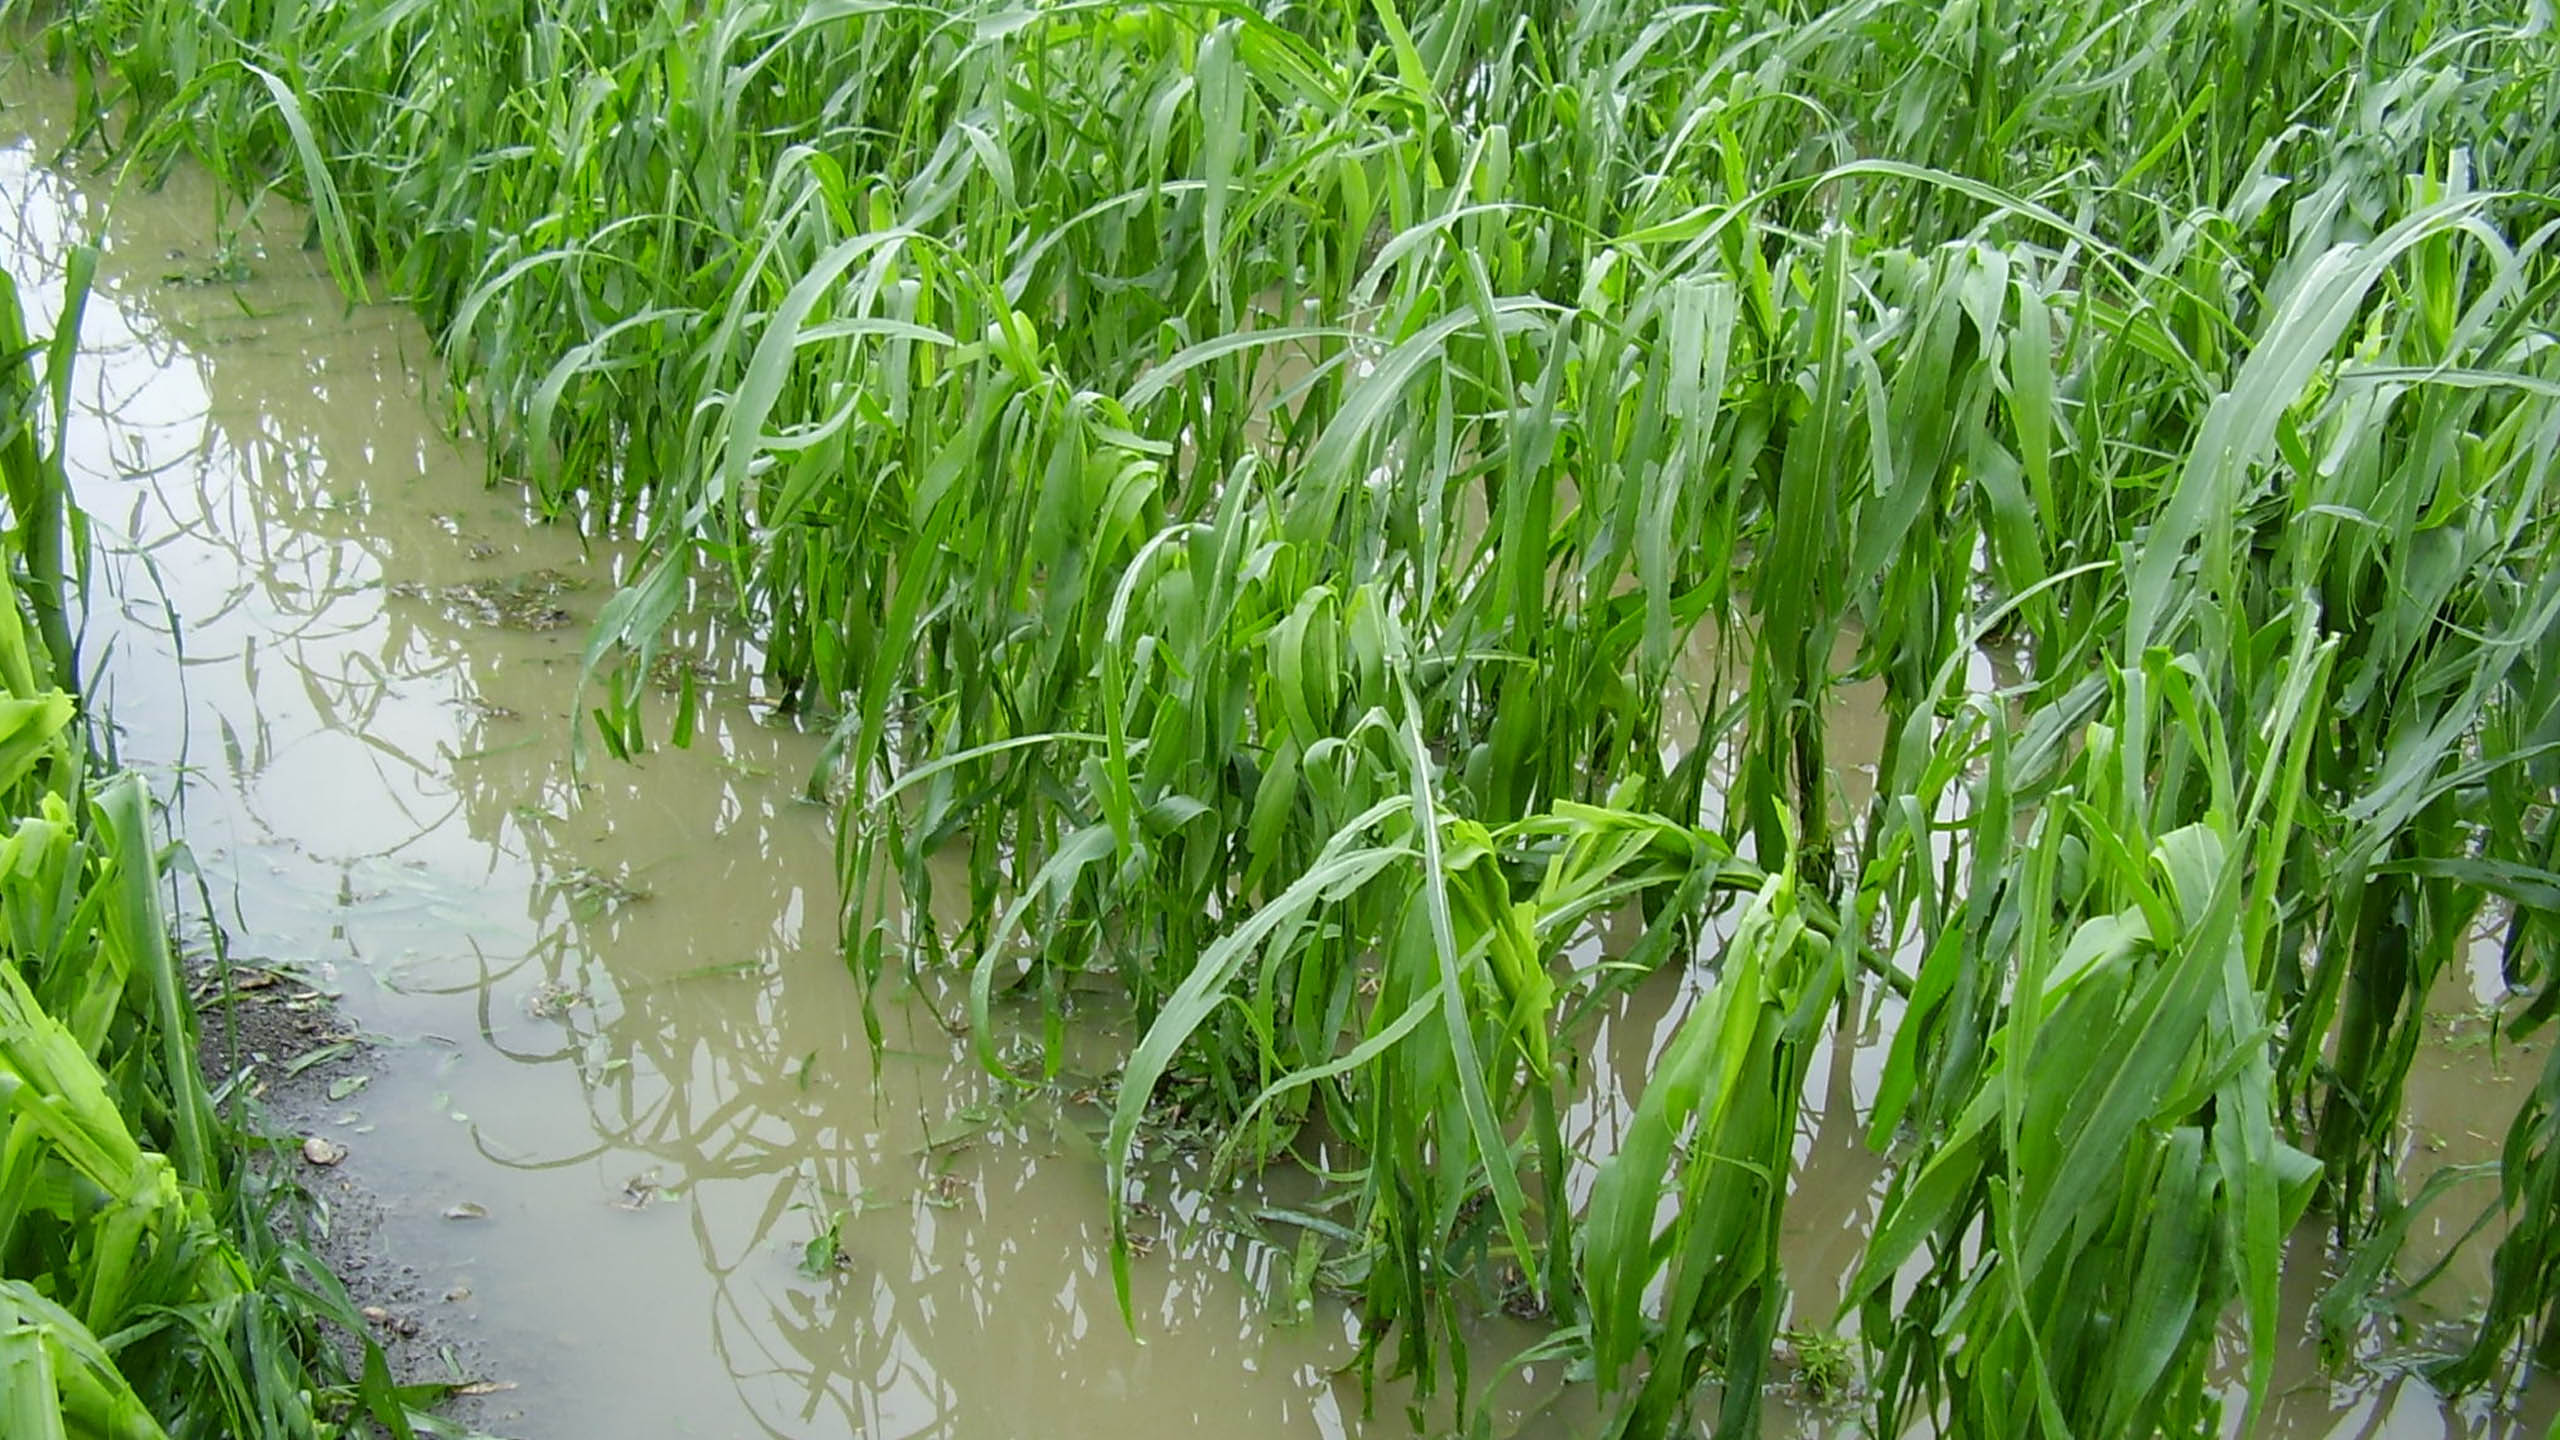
[{"x1": 192, "y1": 958, "x2": 517, "y2": 1436}]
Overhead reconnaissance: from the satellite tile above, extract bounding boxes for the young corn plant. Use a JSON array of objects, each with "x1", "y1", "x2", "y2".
[{"x1": 23, "y1": 0, "x2": 2560, "y2": 1430}]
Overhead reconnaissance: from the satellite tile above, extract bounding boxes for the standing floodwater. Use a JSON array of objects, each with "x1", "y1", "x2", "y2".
[
  {"x1": 0, "y1": 75, "x2": 1410, "y2": 1440},
  {"x1": 4, "y1": 59, "x2": 2550, "y2": 1440}
]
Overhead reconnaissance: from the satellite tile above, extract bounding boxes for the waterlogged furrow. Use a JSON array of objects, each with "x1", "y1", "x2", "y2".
[
  {"x1": 4, "y1": 104, "x2": 1517, "y2": 1440},
  {"x1": 23, "y1": 0, "x2": 2560, "y2": 1433},
  {"x1": 1, "y1": 204, "x2": 432, "y2": 1439}
]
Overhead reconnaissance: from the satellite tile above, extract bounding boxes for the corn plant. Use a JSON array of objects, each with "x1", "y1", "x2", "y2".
[{"x1": 22, "y1": 0, "x2": 2560, "y2": 1432}]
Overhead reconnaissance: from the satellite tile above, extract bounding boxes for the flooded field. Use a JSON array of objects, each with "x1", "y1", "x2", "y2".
[{"x1": 3, "y1": 60, "x2": 2553, "y2": 1440}]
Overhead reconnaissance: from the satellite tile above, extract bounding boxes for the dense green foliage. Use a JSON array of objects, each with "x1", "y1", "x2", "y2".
[
  {"x1": 2, "y1": 255, "x2": 426, "y2": 1436},
  {"x1": 25, "y1": 0, "x2": 2560, "y2": 1432}
]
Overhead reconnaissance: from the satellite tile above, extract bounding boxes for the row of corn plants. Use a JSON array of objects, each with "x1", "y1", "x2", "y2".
[
  {"x1": 22, "y1": 0, "x2": 2560, "y2": 1431},
  {"x1": 3, "y1": 248, "x2": 439, "y2": 1432}
]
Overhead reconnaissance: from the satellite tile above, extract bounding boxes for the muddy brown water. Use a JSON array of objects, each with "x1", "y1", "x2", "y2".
[{"x1": 3, "y1": 67, "x2": 2552, "y2": 1440}]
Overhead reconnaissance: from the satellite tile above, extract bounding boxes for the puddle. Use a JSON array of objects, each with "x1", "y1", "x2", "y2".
[{"x1": 2, "y1": 61, "x2": 2552, "y2": 1440}]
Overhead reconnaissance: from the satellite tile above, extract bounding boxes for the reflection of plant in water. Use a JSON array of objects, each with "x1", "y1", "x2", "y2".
[{"x1": 468, "y1": 870, "x2": 1328, "y2": 1439}]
